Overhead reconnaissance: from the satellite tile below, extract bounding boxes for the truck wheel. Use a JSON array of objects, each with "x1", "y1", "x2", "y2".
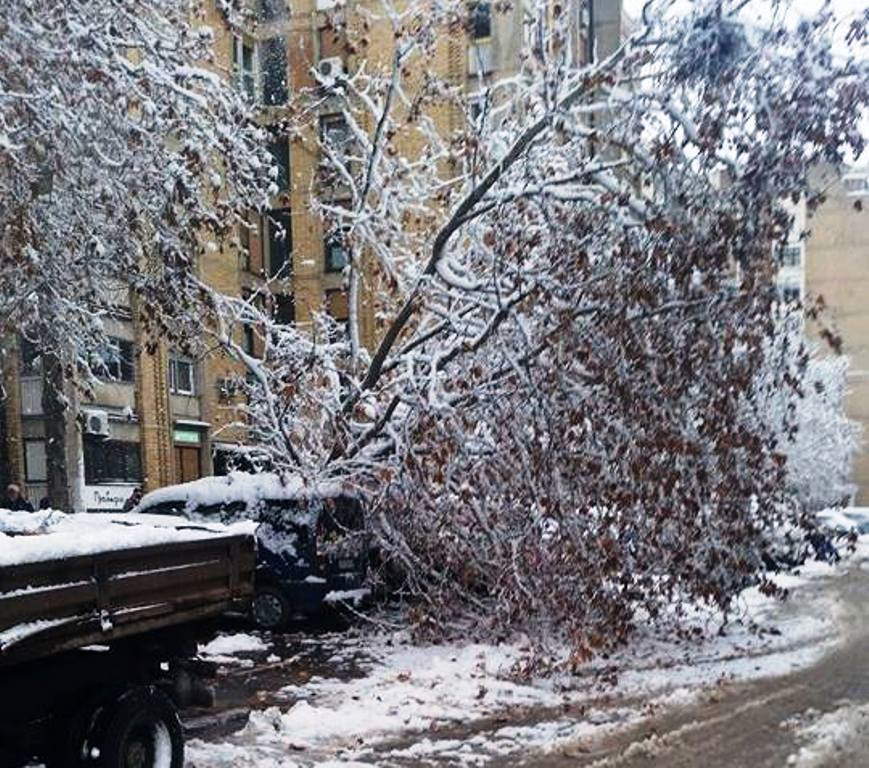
[
  {"x1": 44, "y1": 697, "x2": 106, "y2": 768},
  {"x1": 96, "y1": 687, "x2": 183, "y2": 768},
  {"x1": 251, "y1": 585, "x2": 291, "y2": 630}
]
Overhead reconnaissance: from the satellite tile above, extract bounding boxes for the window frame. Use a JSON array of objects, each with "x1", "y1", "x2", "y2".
[
  {"x1": 264, "y1": 207, "x2": 292, "y2": 278},
  {"x1": 267, "y1": 136, "x2": 290, "y2": 193},
  {"x1": 83, "y1": 438, "x2": 142, "y2": 484},
  {"x1": 778, "y1": 244, "x2": 802, "y2": 268},
  {"x1": 258, "y1": 0, "x2": 286, "y2": 21},
  {"x1": 470, "y1": 1, "x2": 492, "y2": 40},
  {"x1": 95, "y1": 337, "x2": 135, "y2": 384},
  {"x1": 232, "y1": 36, "x2": 257, "y2": 102},
  {"x1": 24, "y1": 439, "x2": 47, "y2": 483},
  {"x1": 168, "y1": 356, "x2": 196, "y2": 396},
  {"x1": 260, "y1": 36, "x2": 289, "y2": 106},
  {"x1": 319, "y1": 114, "x2": 352, "y2": 156},
  {"x1": 324, "y1": 231, "x2": 350, "y2": 272},
  {"x1": 779, "y1": 283, "x2": 802, "y2": 304},
  {"x1": 243, "y1": 324, "x2": 256, "y2": 355}
]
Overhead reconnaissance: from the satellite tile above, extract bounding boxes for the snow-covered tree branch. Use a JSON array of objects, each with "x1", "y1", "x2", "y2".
[
  {"x1": 0, "y1": 0, "x2": 272, "y2": 378},
  {"x1": 214, "y1": 0, "x2": 866, "y2": 653}
]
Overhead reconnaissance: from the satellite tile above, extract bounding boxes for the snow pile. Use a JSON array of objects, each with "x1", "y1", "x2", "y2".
[
  {"x1": 787, "y1": 702, "x2": 869, "y2": 767},
  {"x1": 253, "y1": 641, "x2": 563, "y2": 745},
  {"x1": 0, "y1": 510, "x2": 253, "y2": 567},
  {"x1": 201, "y1": 633, "x2": 269, "y2": 656}
]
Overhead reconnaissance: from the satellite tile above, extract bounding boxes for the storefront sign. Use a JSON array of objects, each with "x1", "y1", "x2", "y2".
[
  {"x1": 173, "y1": 428, "x2": 201, "y2": 445},
  {"x1": 84, "y1": 484, "x2": 137, "y2": 512}
]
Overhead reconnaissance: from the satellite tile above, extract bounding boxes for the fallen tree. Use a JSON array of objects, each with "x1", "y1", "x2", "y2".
[{"x1": 213, "y1": 0, "x2": 867, "y2": 654}]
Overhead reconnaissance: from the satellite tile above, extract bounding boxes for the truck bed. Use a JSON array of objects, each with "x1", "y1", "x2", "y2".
[{"x1": 0, "y1": 532, "x2": 255, "y2": 666}]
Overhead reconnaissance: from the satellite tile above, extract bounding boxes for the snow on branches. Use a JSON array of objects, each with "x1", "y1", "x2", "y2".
[
  {"x1": 218, "y1": 0, "x2": 866, "y2": 653},
  {"x1": 0, "y1": 0, "x2": 272, "y2": 382}
]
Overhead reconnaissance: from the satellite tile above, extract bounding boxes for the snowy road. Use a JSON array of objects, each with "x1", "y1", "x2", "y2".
[
  {"x1": 187, "y1": 540, "x2": 869, "y2": 767},
  {"x1": 18, "y1": 558, "x2": 865, "y2": 767},
  {"x1": 511, "y1": 565, "x2": 869, "y2": 767}
]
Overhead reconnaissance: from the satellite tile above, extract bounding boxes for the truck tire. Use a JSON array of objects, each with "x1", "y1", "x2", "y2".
[
  {"x1": 44, "y1": 698, "x2": 105, "y2": 768},
  {"x1": 251, "y1": 584, "x2": 291, "y2": 630},
  {"x1": 95, "y1": 686, "x2": 183, "y2": 768}
]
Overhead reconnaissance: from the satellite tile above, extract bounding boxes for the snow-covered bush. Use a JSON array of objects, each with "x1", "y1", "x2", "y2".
[{"x1": 758, "y1": 328, "x2": 862, "y2": 511}]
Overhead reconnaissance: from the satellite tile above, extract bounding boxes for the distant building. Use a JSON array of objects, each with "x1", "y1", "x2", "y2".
[{"x1": 803, "y1": 165, "x2": 869, "y2": 503}]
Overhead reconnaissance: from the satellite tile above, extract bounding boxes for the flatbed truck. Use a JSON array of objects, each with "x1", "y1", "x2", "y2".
[{"x1": 0, "y1": 532, "x2": 255, "y2": 768}]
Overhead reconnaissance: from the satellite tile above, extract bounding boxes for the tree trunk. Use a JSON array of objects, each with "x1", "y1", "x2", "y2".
[{"x1": 42, "y1": 351, "x2": 70, "y2": 511}]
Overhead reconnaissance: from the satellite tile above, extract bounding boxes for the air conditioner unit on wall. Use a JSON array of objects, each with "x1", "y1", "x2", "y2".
[
  {"x1": 317, "y1": 57, "x2": 345, "y2": 83},
  {"x1": 83, "y1": 409, "x2": 111, "y2": 438}
]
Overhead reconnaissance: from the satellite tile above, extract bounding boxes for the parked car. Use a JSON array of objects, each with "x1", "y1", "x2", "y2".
[{"x1": 131, "y1": 473, "x2": 368, "y2": 629}]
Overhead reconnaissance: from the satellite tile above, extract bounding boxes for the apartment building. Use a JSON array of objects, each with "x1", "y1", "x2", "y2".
[
  {"x1": 772, "y1": 166, "x2": 868, "y2": 502},
  {"x1": 803, "y1": 166, "x2": 869, "y2": 503},
  {"x1": 0, "y1": 0, "x2": 622, "y2": 511}
]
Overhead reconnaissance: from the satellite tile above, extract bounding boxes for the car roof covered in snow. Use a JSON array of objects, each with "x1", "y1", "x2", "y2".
[{"x1": 133, "y1": 472, "x2": 353, "y2": 515}]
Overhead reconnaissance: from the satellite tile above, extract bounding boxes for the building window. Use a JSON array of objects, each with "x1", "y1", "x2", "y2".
[
  {"x1": 232, "y1": 36, "x2": 257, "y2": 102},
  {"x1": 468, "y1": 92, "x2": 489, "y2": 129},
  {"x1": 264, "y1": 208, "x2": 292, "y2": 278},
  {"x1": 261, "y1": 37, "x2": 289, "y2": 106},
  {"x1": 84, "y1": 438, "x2": 142, "y2": 484},
  {"x1": 169, "y1": 357, "x2": 196, "y2": 396},
  {"x1": 19, "y1": 337, "x2": 41, "y2": 374},
  {"x1": 273, "y1": 294, "x2": 295, "y2": 325},
  {"x1": 471, "y1": 2, "x2": 492, "y2": 39},
  {"x1": 239, "y1": 220, "x2": 252, "y2": 271},
  {"x1": 94, "y1": 337, "x2": 135, "y2": 383},
  {"x1": 268, "y1": 136, "x2": 290, "y2": 193},
  {"x1": 243, "y1": 324, "x2": 255, "y2": 355},
  {"x1": 258, "y1": 0, "x2": 286, "y2": 21},
  {"x1": 24, "y1": 439, "x2": 47, "y2": 483},
  {"x1": 844, "y1": 176, "x2": 867, "y2": 194},
  {"x1": 779, "y1": 283, "x2": 802, "y2": 304},
  {"x1": 778, "y1": 244, "x2": 802, "y2": 268},
  {"x1": 320, "y1": 114, "x2": 352, "y2": 156},
  {"x1": 324, "y1": 232, "x2": 350, "y2": 272}
]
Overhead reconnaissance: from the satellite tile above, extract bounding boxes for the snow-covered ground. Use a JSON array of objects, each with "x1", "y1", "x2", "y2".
[
  {"x1": 187, "y1": 514, "x2": 869, "y2": 767},
  {"x1": 785, "y1": 702, "x2": 869, "y2": 767}
]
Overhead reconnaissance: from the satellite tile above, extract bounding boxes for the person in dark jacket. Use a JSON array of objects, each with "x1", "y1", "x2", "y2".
[
  {"x1": 2, "y1": 483, "x2": 34, "y2": 512},
  {"x1": 122, "y1": 486, "x2": 143, "y2": 513}
]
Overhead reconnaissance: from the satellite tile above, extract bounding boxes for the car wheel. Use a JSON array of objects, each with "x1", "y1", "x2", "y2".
[
  {"x1": 252, "y1": 585, "x2": 291, "y2": 630},
  {"x1": 95, "y1": 686, "x2": 183, "y2": 768}
]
